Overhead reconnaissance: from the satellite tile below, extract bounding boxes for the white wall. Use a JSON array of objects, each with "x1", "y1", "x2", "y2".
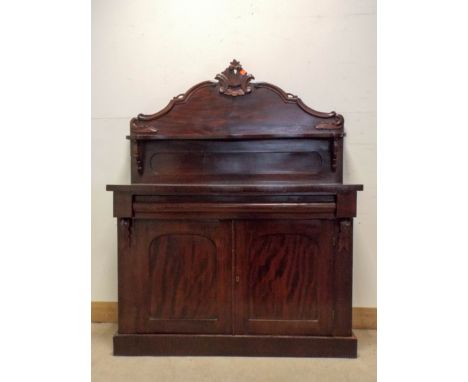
[{"x1": 92, "y1": 0, "x2": 376, "y2": 307}]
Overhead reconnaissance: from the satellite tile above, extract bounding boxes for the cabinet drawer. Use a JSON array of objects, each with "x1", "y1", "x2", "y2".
[{"x1": 133, "y1": 202, "x2": 336, "y2": 219}]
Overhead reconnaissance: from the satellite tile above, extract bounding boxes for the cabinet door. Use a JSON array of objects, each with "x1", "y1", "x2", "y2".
[
  {"x1": 234, "y1": 220, "x2": 334, "y2": 335},
  {"x1": 122, "y1": 219, "x2": 232, "y2": 334}
]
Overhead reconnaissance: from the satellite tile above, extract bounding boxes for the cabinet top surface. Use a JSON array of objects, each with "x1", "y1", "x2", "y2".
[{"x1": 107, "y1": 182, "x2": 363, "y2": 195}]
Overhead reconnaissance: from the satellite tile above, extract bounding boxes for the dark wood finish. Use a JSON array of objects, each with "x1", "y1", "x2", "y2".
[
  {"x1": 107, "y1": 183, "x2": 362, "y2": 195},
  {"x1": 333, "y1": 220, "x2": 354, "y2": 336},
  {"x1": 135, "y1": 139, "x2": 337, "y2": 184},
  {"x1": 129, "y1": 60, "x2": 345, "y2": 183},
  {"x1": 336, "y1": 192, "x2": 357, "y2": 218},
  {"x1": 113, "y1": 192, "x2": 132, "y2": 218},
  {"x1": 127, "y1": 220, "x2": 232, "y2": 334},
  {"x1": 234, "y1": 220, "x2": 334, "y2": 336},
  {"x1": 114, "y1": 333, "x2": 358, "y2": 358},
  {"x1": 107, "y1": 60, "x2": 363, "y2": 357},
  {"x1": 215, "y1": 59, "x2": 254, "y2": 96},
  {"x1": 130, "y1": 81, "x2": 344, "y2": 140}
]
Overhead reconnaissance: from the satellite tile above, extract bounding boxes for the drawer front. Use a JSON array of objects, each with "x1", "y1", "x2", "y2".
[{"x1": 131, "y1": 198, "x2": 336, "y2": 220}]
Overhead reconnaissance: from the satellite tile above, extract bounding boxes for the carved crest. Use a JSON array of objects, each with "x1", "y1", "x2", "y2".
[{"x1": 215, "y1": 59, "x2": 254, "y2": 97}]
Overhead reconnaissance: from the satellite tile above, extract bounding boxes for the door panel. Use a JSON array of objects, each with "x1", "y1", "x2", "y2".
[
  {"x1": 148, "y1": 234, "x2": 218, "y2": 320},
  {"x1": 131, "y1": 220, "x2": 232, "y2": 334},
  {"x1": 234, "y1": 220, "x2": 334, "y2": 335}
]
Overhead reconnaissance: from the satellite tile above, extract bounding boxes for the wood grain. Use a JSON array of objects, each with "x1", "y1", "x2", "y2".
[
  {"x1": 148, "y1": 234, "x2": 218, "y2": 319},
  {"x1": 130, "y1": 85, "x2": 342, "y2": 140},
  {"x1": 107, "y1": 183, "x2": 363, "y2": 195},
  {"x1": 140, "y1": 139, "x2": 332, "y2": 183},
  {"x1": 234, "y1": 220, "x2": 334, "y2": 335},
  {"x1": 92, "y1": 302, "x2": 376, "y2": 329},
  {"x1": 248, "y1": 233, "x2": 319, "y2": 320},
  {"x1": 333, "y1": 220, "x2": 354, "y2": 336},
  {"x1": 113, "y1": 333, "x2": 358, "y2": 358},
  {"x1": 127, "y1": 220, "x2": 232, "y2": 334},
  {"x1": 105, "y1": 60, "x2": 365, "y2": 356}
]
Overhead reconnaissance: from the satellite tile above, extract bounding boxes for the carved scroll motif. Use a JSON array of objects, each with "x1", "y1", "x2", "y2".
[
  {"x1": 130, "y1": 118, "x2": 159, "y2": 134},
  {"x1": 316, "y1": 114, "x2": 344, "y2": 130},
  {"x1": 215, "y1": 59, "x2": 254, "y2": 96}
]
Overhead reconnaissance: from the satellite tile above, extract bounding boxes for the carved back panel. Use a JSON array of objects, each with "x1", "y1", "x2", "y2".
[{"x1": 128, "y1": 60, "x2": 345, "y2": 183}]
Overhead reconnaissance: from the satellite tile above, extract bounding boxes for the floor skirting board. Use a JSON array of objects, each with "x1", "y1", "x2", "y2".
[
  {"x1": 91, "y1": 302, "x2": 377, "y2": 330},
  {"x1": 352, "y1": 307, "x2": 377, "y2": 330}
]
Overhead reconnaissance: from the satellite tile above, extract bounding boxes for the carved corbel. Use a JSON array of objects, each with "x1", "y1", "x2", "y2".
[
  {"x1": 120, "y1": 218, "x2": 133, "y2": 247},
  {"x1": 337, "y1": 220, "x2": 352, "y2": 252},
  {"x1": 215, "y1": 59, "x2": 254, "y2": 96}
]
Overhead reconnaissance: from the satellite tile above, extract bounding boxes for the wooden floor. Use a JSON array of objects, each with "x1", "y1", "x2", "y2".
[{"x1": 92, "y1": 324, "x2": 376, "y2": 382}]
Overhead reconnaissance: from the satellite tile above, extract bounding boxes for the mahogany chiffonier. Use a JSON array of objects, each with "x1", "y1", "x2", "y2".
[{"x1": 107, "y1": 60, "x2": 363, "y2": 358}]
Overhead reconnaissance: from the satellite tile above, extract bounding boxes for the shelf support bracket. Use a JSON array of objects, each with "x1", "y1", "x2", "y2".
[
  {"x1": 132, "y1": 140, "x2": 144, "y2": 175},
  {"x1": 331, "y1": 137, "x2": 340, "y2": 172}
]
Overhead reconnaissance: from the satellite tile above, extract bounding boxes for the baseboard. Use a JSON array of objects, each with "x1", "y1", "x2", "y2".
[
  {"x1": 92, "y1": 301, "x2": 377, "y2": 329},
  {"x1": 352, "y1": 307, "x2": 377, "y2": 329},
  {"x1": 91, "y1": 301, "x2": 118, "y2": 323}
]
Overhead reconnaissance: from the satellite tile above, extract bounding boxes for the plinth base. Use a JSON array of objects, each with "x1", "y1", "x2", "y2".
[{"x1": 113, "y1": 333, "x2": 357, "y2": 358}]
